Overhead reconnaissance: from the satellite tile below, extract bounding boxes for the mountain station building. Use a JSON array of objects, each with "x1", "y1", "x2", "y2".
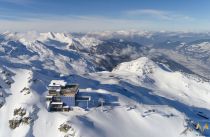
[{"x1": 46, "y1": 80, "x2": 79, "y2": 112}]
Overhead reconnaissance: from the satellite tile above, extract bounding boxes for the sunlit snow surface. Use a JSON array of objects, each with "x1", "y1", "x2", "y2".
[{"x1": 0, "y1": 31, "x2": 210, "y2": 137}]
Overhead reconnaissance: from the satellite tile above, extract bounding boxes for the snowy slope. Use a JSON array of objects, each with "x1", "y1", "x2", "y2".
[
  {"x1": 0, "y1": 65, "x2": 201, "y2": 137},
  {"x1": 67, "y1": 55, "x2": 210, "y2": 137},
  {"x1": 113, "y1": 57, "x2": 210, "y2": 108},
  {"x1": 1, "y1": 31, "x2": 210, "y2": 137}
]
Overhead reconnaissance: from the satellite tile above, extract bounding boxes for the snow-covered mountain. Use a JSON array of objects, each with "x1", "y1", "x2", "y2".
[
  {"x1": 113, "y1": 57, "x2": 210, "y2": 107},
  {"x1": 1, "y1": 31, "x2": 210, "y2": 137}
]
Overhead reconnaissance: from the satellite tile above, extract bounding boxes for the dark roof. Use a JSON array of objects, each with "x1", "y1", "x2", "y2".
[{"x1": 60, "y1": 84, "x2": 79, "y2": 96}]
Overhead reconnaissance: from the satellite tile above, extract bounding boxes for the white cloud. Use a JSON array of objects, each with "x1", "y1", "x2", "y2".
[
  {"x1": 125, "y1": 9, "x2": 193, "y2": 21},
  {"x1": 0, "y1": 11, "x2": 200, "y2": 32},
  {"x1": 0, "y1": 16, "x2": 152, "y2": 32}
]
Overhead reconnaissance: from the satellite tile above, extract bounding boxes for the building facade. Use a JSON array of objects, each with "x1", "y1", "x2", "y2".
[{"x1": 46, "y1": 80, "x2": 79, "y2": 112}]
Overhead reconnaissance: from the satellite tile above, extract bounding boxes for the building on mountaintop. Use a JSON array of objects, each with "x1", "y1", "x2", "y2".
[
  {"x1": 46, "y1": 80, "x2": 91, "y2": 112},
  {"x1": 46, "y1": 80, "x2": 79, "y2": 112}
]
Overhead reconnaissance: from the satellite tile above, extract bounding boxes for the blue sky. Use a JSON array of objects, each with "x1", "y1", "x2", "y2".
[{"x1": 0, "y1": 0, "x2": 210, "y2": 32}]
